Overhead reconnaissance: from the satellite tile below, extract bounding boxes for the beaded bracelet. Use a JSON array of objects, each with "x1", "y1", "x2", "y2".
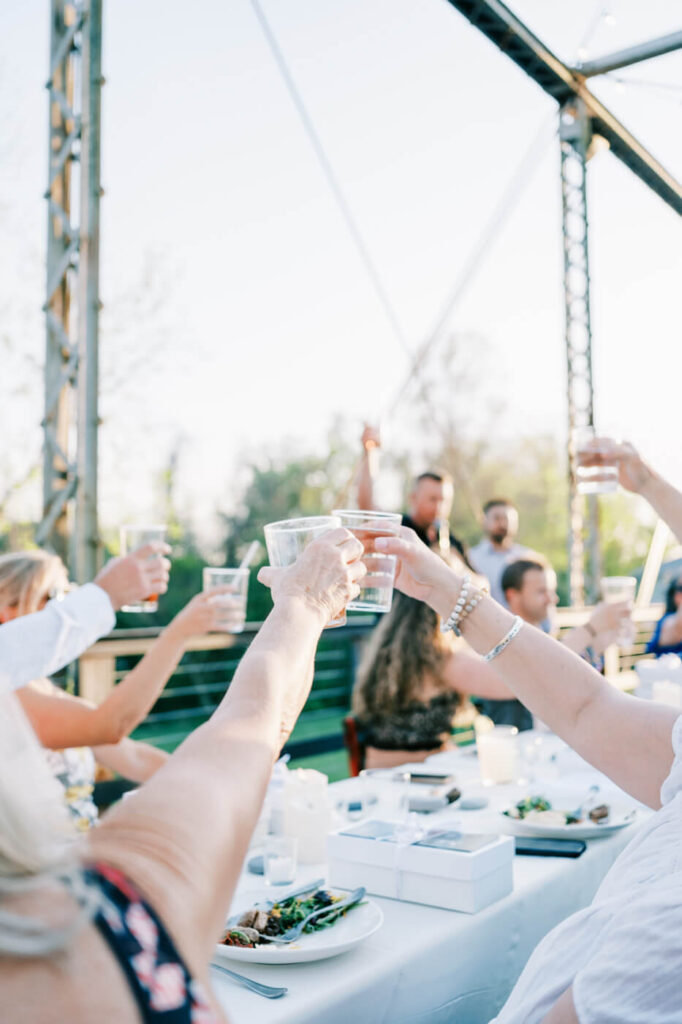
[
  {"x1": 441, "y1": 576, "x2": 486, "y2": 636},
  {"x1": 483, "y1": 616, "x2": 524, "y2": 662},
  {"x1": 440, "y1": 575, "x2": 471, "y2": 634}
]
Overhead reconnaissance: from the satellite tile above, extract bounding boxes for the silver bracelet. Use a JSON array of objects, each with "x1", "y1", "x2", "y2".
[
  {"x1": 441, "y1": 575, "x2": 471, "y2": 634},
  {"x1": 483, "y1": 616, "x2": 524, "y2": 662}
]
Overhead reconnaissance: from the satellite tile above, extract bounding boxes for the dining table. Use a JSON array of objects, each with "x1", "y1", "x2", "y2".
[{"x1": 211, "y1": 732, "x2": 648, "y2": 1024}]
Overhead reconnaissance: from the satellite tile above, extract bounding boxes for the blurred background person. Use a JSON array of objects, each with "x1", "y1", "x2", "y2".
[
  {"x1": 646, "y1": 575, "x2": 682, "y2": 658},
  {"x1": 0, "y1": 550, "x2": 231, "y2": 829},
  {"x1": 480, "y1": 557, "x2": 631, "y2": 730},
  {"x1": 357, "y1": 423, "x2": 473, "y2": 569},
  {"x1": 0, "y1": 545, "x2": 170, "y2": 694},
  {"x1": 469, "y1": 498, "x2": 534, "y2": 606},
  {"x1": 353, "y1": 590, "x2": 513, "y2": 768}
]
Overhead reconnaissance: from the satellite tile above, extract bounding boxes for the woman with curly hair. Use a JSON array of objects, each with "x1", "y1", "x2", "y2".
[{"x1": 352, "y1": 590, "x2": 513, "y2": 768}]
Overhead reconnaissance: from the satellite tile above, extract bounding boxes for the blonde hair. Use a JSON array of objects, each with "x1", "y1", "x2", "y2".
[
  {"x1": 353, "y1": 592, "x2": 460, "y2": 719},
  {"x1": 0, "y1": 551, "x2": 66, "y2": 617}
]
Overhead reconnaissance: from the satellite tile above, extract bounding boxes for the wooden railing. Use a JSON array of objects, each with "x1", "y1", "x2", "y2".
[{"x1": 78, "y1": 605, "x2": 664, "y2": 760}]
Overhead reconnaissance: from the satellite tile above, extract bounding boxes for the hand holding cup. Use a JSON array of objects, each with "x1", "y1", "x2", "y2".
[{"x1": 258, "y1": 529, "x2": 366, "y2": 625}]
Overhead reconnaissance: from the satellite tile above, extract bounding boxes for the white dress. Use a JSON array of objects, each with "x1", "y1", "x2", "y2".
[{"x1": 493, "y1": 713, "x2": 682, "y2": 1023}]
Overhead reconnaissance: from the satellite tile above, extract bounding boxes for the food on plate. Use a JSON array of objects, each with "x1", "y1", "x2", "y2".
[
  {"x1": 220, "y1": 889, "x2": 359, "y2": 948},
  {"x1": 504, "y1": 795, "x2": 611, "y2": 826},
  {"x1": 588, "y1": 804, "x2": 610, "y2": 823}
]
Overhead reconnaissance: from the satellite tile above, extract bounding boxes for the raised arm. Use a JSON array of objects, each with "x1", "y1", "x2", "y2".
[
  {"x1": 356, "y1": 423, "x2": 381, "y2": 510},
  {"x1": 599, "y1": 439, "x2": 682, "y2": 543},
  {"x1": 0, "y1": 545, "x2": 169, "y2": 695},
  {"x1": 376, "y1": 530, "x2": 679, "y2": 809},
  {"x1": 85, "y1": 530, "x2": 365, "y2": 982},
  {"x1": 16, "y1": 589, "x2": 234, "y2": 749}
]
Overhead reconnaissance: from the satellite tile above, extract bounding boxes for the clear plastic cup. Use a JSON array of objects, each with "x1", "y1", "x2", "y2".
[
  {"x1": 572, "y1": 428, "x2": 618, "y2": 495},
  {"x1": 601, "y1": 576, "x2": 636, "y2": 646},
  {"x1": 264, "y1": 515, "x2": 345, "y2": 627},
  {"x1": 331, "y1": 510, "x2": 401, "y2": 613},
  {"x1": 119, "y1": 524, "x2": 167, "y2": 612},
  {"x1": 202, "y1": 567, "x2": 249, "y2": 633}
]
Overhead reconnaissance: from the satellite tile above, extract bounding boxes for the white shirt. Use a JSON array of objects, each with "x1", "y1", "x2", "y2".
[
  {"x1": 0, "y1": 583, "x2": 115, "y2": 693},
  {"x1": 468, "y1": 540, "x2": 531, "y2": 606},
  {"x1": 494, "y1": 713, "x2": 682, "y2": 1024}
]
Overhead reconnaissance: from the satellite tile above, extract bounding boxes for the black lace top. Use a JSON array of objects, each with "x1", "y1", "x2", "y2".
[{"x1": 359, "y1": 692, "x2": 460, "y2": 751}]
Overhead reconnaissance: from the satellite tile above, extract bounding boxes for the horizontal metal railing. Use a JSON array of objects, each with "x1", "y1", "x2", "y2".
[{"x1": 78, "y1": 605, "x2": 665, "y2": 761}]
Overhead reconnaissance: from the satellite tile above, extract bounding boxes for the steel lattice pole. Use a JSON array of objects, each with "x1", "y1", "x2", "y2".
[
  {"x1": 560, "y1": 100, "x2": 601, "y2": 605},
  {"x1": 39, "y1": 1, "x2": 102, "y2": 580}
]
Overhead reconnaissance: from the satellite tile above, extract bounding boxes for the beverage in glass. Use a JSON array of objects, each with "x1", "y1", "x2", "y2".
[
  {"x1": 119, "y1": 524, "x2": 167, "y2": 612},
  {"x1": 601, "y1": 576, "x2": 636, "y2": 646},
  {"x1": 263, "y1": 515, "x2": 345, "y2": 627},
  {"x1": 573, "y1": 428, "x2": 618, "y2": 495},
  {"x1": 359, "y1": 769, "x2": 410, "y2": 823},
  {"x1": 263, "y1": 835, "x2": 298, "y2": 887},
  {"x1": 202, "y1": 567, "x2": 249, "y2": 633},
  {"x1": 331, "y1": 510, "x2": 401, "y2": 613}
]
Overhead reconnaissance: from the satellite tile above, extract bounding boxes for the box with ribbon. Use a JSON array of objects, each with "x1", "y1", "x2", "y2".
[{"x1": 327, "y1": 820, "x2": 513, "y2": 914}]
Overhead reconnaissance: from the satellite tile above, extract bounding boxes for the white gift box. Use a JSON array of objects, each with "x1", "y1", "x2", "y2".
[{"x1": 327, "y1": 820, "x2": 514, "y2": 914}]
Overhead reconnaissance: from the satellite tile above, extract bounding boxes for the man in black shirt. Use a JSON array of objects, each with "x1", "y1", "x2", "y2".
[{"x1": 357, "y1": 425, "x2": 472, "y2": 569}]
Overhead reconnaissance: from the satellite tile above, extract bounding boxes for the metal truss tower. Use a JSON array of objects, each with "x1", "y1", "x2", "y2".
[
  {"x1": 39, "y1": 0, "x2": 102, "y2": 582},
  {"x1": 559, "y1": 100, "x2": 600, "y2": 604},
  {"x1": 445, "y1": 0, "x2": 682, "y2": 603}
]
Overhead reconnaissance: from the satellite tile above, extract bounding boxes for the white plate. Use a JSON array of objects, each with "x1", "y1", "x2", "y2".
[
  {"x1": 502, "y1": 803, "x2": 638, "y2": 840},
  {"x1": 213, "y1": 893, "x2": 383, "y2": 965}
]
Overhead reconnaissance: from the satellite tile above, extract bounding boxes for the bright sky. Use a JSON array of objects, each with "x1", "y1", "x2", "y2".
[{"x1": 1, "y1": 0, "x2": 681, "y2": 541}]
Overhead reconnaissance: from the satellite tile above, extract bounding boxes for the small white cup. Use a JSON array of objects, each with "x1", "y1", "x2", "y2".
[{"x1": 263, "y1": 835, "x2": 298, "y2": 887}]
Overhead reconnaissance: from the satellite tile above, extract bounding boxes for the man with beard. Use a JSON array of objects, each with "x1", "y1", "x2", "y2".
[{"x1": 468, "y1": 499, "x2": 534, "y2": 606}]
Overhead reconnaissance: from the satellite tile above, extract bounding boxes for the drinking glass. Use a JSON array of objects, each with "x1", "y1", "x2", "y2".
[
  {"x1": 572, "y1": 428, "x2": 618, "y2": 495},
  {"x1": 331, "y1": 510, "x2": 401, "y2": 612},
  {"x1": 119, "y1": 524, "x2": 167, "y2": 612},
  {"x1": 601, "y1": 576, "x2": 636, "y2": 646},
  {"x1": 263, "y1": 835, "x2": 298, "y2": 887},
  {"x1": 359, "y1": 769, "x2": 410, "y2": 824},
  {"x1": 202, "y1": 567, "x2": 249, "y2": 633},
  {"x1": 264, "y1": 516, "x2": 345, "y2": 627},
  {"x1": 475, "y1": 720, "x2": 519, "y2": 785}
]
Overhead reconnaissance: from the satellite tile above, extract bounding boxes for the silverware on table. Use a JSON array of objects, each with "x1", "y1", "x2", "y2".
[
  {"x1": 227, "y1": 877, "x2": 326, "y2": 926},
  {"x1": 211, "y1": 962, "x2": 288, "y2": 999},
  {"x1": 259, "y1": 886, "x2": 366, "y2": 944}
]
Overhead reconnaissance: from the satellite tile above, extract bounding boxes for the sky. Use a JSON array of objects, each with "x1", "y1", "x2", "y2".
[{"x1": 1, "y1": 0, "x2": 681, "y2": 543}]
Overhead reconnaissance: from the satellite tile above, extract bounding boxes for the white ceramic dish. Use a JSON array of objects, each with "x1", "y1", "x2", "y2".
[
  {"x1": 503, "y1": 803, "x2": 637, "y2": 840},
  {"x1": 214, "y1": 893, "x2": 383, "y2": 965}
]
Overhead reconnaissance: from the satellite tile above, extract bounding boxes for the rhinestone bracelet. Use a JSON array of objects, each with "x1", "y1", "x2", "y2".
[{"x1": 483, "y1": 616, "x2": 524, "y2": 662}]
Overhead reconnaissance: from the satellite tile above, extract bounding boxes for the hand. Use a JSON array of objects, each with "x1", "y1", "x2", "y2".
[
  {"x1": 172, "y1": 588, "x2": 244, "y2": 638},
  {"x1": 588, "y1": 600, "x2": 631, "y2": 636},
  {"x1": 361, "y1": 423, "x2": 381, "y2": 452},
  {"x1": 585, "y1": 438, "x2": 653, "y2": 494},
  {"x1": 258, "y1": 529, "x2": 366, "y2": 622},
  {"x1": 94, "y1": 543, "x2": 171, "y2": 611},
  {"x1": 374, "y1": 527, "x2": 459, "y2": 613}
]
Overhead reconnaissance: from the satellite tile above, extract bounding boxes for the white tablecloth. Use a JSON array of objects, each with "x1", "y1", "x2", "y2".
[{"x1": 212, "y1": 736, "x2": 647, "y2": 1024}]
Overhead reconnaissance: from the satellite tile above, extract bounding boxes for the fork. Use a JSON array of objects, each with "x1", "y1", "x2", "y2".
[
  {"x1": 258, "y1": 887, "x2": 366, "y2": 944},
  {"x1": 210, "y1": 962, "x2": 288, "y2": 999},
  {"x1": 568, "y1": 784, "x2": 600, "y2": 821},
  {"x1": 226, "y1": 877, "x2": 325, "y2": 926}
]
